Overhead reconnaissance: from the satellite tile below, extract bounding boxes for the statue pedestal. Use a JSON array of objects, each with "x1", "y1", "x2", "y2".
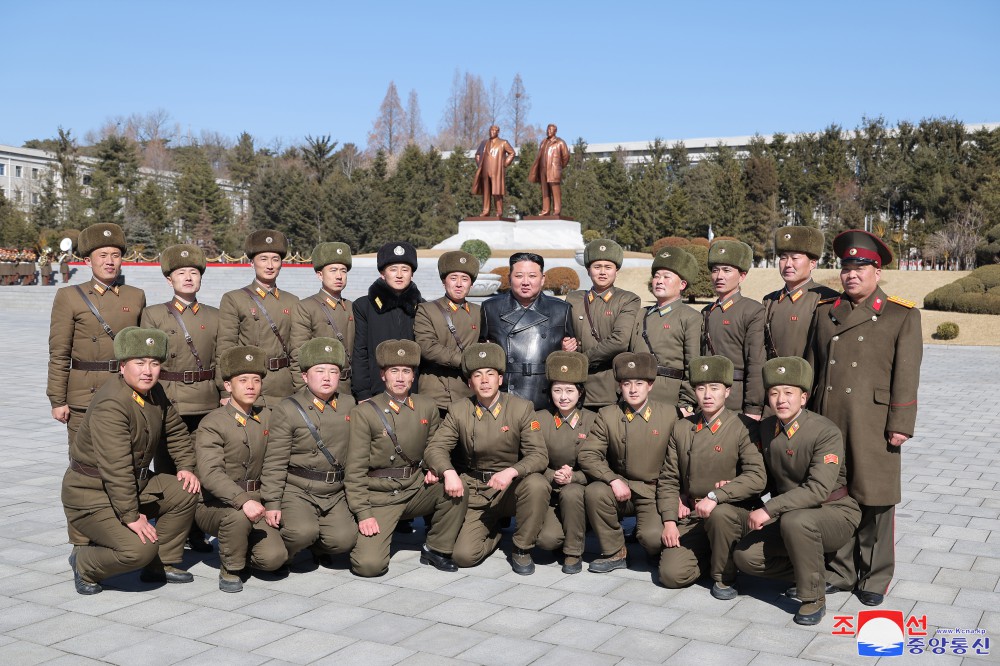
[{"x1": 433, "y1": 218, "x2": 584, "y2": 250}]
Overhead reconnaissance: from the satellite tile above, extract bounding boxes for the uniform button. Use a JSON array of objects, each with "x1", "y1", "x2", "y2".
[
  {"x1": 92, "y1": 336, "x2": 97, "y2": 342},
  {"x1": 852, "y1": 362, "x2": 857, "y2": 367},
  {"x1": 871, "y1": 316, "x2": 878, "y2": 322},
  {"x1": 858, "y1": 336, "x2": 864, "y2": 341},
  {"x1": 845, "y1": 388, "x2": 852, "y2": 393},
  {"x1": 170, "y1": 353, "x2": 177, "y2": 358},
  {"x1": 827, "y1": 386, "x2": 832, "y2": 391},
  {"x1": 832, "y1": 335, "x2": 839, "y2": 341},
  {"x1": 389, "y1": 455, "x2": 395, "y2": 461},
  {"x1": 829, "y1": 360, "x2": 836, "y2": 365},
  {"x1": 392, "y1": 489, "x2": 399, "y2": 495}
]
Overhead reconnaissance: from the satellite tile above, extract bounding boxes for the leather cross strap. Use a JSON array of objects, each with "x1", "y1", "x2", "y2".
[
  {"x1": 167, "y1": 306, "x2": 206, "y2": 371},
  {"x1": 286, "y1": 397, "x2": 341, "y2": 469},
  {"x1": 763, "y1": 299, "x2": 778, "y2": 360},
  {"x1": 702, "y1": 308, "x2": 716, "y2": 355},
  {"x1": 367, "y1": 401, "x2": 418, "y2": 467},
  {"x1": 435, "y1": 300, "x2": 467, "y2": 351},
  {"x1": 75, "y1": 286, "x2": 116, "y2": 339},
  {"x1": 582, "y1": 294, "x2": 601, "y2": 341},
  {"x1": 242, "y1": 287, "x2": 289, "y2": 359}
]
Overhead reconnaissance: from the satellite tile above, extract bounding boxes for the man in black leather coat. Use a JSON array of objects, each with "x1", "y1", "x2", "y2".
[{"x1": 480, "y1": 253, "x2": 576, "y2": 409}]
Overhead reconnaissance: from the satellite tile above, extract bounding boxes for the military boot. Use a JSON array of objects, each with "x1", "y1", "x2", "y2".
[
  {"x1": 794, "y1": 598, "x2": 826, "y2": 625},
  {"x1": 219, "y1": 564, "x2": 243, "y2": 593},
  {"x1": 588, "y1": 545, "x2": 627, "y2": 573}
]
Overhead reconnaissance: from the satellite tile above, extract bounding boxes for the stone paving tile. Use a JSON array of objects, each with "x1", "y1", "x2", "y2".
[
  {"x1": 727, "y1": 623, "x2": 817, "y2": 658},
  {"x1": 365, "y1": 587, "x2": 451, "y2": 616},
  {"x1": 200, "y1": 617, "x2": 301, "y2": 651},
  {"x1": 933, "y1": 567, "x2": 999, "y2": 590},
  {"x1": 251, "y1": 628, "x2": 356, "y2": 664},
  {"x1": 663, "y1": 611, "x2": 751, "y2": 643},
  {"x1": 469, "y1": 606, "x2": 562, "y2": 638},
  {"x1": 435, "y1": 575, "x2": 516, "y2": 601},
  {"x1": 7, "y1": 611, "x2": 109, "y2": 646},
  {"x1": 602, "y1": 600, "x2": 687, "y2": 632},
  {"x1": 340, "y1": 611, "x2": 433, "y2": 644},
  {"x1": 101, "y1": 633, "x2": 211, "y2": 666},
  {"x1": 236, "y1": 592, "x2": 327, "y2": 623},
  {"x1": 147, "y1": 607, "x2": 248, "y2": 640},
  {"x1": 416, "y1": 597, "x2": 504, "y2": 628},
  {"x1": 284, "y1": 602, "x2": 379, "y2": 633},
  {"x1": 453, "y1": 634, "x2": 554, "y2": 665},
  {"x1": 532, "y1": 615, "x2": 624, "y2": 650},
  {"x1": 747, "y1": 653, "x2": 832, "y2": 665},
  {"x1": 532, "y1": 645, "x2": 622, "y2": 665},
  {"x1": 664, "y1": 640, "x2": 758, "y2": 665},
  {"x1": 313, "y1": 578, "x2": 394, "y2": 605},
  {"x1": 174, "y1": 646, "x2": 271, "y2": 665},
  {"x1": 489, "y1": 583, "x2": 567, "y2": 610},
  {"x1": 396, "y1": 622, "x2": 492, "y2": 658},
  {"x1": 49, "y1": 623, "x2": 157, "y2": 659},
  {"x1": 0, "y1": 640, "x2": 67, "y2": 665},
  {"x1": 395, "y1": 653, "x2": 479, "y2": 666},
  {"x1": 101, "y1": 596, "x2": 200, "y2": 627},
  {"x1": 541, "y1": 590, "x2": 627, "y2": 621},
  {"x1": 314, "y1": 639, "x2": 416, "y2": 666}
]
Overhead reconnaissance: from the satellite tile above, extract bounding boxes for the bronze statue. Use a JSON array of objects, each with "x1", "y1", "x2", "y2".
[
  {"x1": 528, "y1": 123, "x2": 570, "y2": 216},
  {"x1": 472, "y1": 125, "x2": 516, "y2": 217}
]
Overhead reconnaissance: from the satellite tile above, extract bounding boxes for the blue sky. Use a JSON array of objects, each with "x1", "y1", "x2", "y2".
[{"x1": 5, "y1": 1, "x2": 998, "y2": 150}]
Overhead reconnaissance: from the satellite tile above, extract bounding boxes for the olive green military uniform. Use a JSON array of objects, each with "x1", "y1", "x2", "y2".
[
  {"x1": 732, "y1": 410, "x2": 861, "y2": 601},
  {"x1": 632, "y1": 299, "x2": 703, "y2": 411},
  {"x1": 345, "y1": 392, "x2": 467, "y2": 576},
  {"x1": 414, "y1": 297, "x2": 481, "y2": 410},
  {"x1": 61, "y1": 377, "x2": 198, "y2": 584},
  {"x1": 195, "y1": 403, "x2": 287, "y2": 572},
  {"x1": 566, "y1": 288, "x2": 642, "y2": 407},
  {"x1": 140, "y1": 297, "x2": 221, "y2": 424},
  {"x1": 762, "y1": 279, "x2": 839, "y2": 358},
  {"x1": 424, "y1": 393, "x2": 550, "y2": 567},
  {"x1": 262, "y1": 386, "x2": 358, "y2": 560},
  {"x1": 701, "y1": 292, "x2": 766, "y2": 415},
  {"x1": 808, "y1": 287, "x2": 922, "y2": 594},
  {"x1": 534, "y1": 407, "x2": 596, "y2": 558},
  {"x1": 656, "y1": 409, "x2": 766, "y2": 587},
  {"x1": 48, "y1": 277, "x2": 146, "y2": 445},
  {"x1": 290, "y1": 289, "x2": 354, "y2": 395},
  {"x1": 580, "y1": 400, "x2": 679, "y2": 557},
  {"x1": 218, "y1": 282, "x2": 300, "y2": 404}
]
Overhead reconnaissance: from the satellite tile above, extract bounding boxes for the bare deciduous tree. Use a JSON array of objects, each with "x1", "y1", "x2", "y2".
[
  {"x1": 506, "y1": 73, "x2": 531, "y2": 147},
  {"x1": 437, "y1": 70, "x2": 489, "y2": 149},
  {"x1": 369, "y1": 81, "x2": 408, "y2": 156},
  {"x1": 404, "y1": 89, "x2": 426, "y2": 149}
]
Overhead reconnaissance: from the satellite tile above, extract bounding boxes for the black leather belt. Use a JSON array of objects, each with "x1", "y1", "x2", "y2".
[
  {"x1": 288, "y1": 465, "x2": 343, "y2": 483},
  {"x1": 462, "y1": 468, "x2": 498, "y2": 483},
  {"x1": 732, "y1": 368, "x2": 746, "y2": 382},
  {"x1": 656, "y1": 366, "x2": 684, "y2": 380},
  {"x1": 71, "y1": 359, "x2": 119, "y2": 372},
  {"x1": 508, "y1": 363, "x2": 546, "y2": 376},
  {"x1": 824, "y1": 486, "x2": 849, "y2": 503},
  {"x1": 159, "y1": 368, "x2": 216, "y2": 384},
  {"x1": 367, "y1": 466, "x2": 420, "y2": 479},
  {"x1": 267, "y1": 356, "x2": 290, "y2": 370},
  {"x1": 238, "y1": 479, "x2": 261, "y2": 491}
]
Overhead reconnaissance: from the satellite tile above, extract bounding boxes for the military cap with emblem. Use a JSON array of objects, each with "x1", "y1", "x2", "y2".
[
  {"x1": 762, "y1": 356, "x2": 813, "y2": 393},
  {"x1": 438, "y1": 250, "x2": 479, "y2": 280},
  {"x1": 376, "y1": 241, "x2": 418, "y2": 272},
  {"x1": 462, "y1": 342, "x2": 506, "y2": 377},
  {"x1": 833, "y1": 229, "x2": 892, "y2": 268},
  {"x1": 311, "y1": 242, "x2": 352, "y2": 271},
  {"x1": 160, "y1": 243, "x2": 206, "y2": 276},
  {"x1": 114, "y1": 326, "x2": 168, "y2": 362},
  {"x1": 78, "y1": 222, "x2": 127, "y2": 257},
  {"x1": 545, "y1": 351, "x2": 588, "y2": 384},
  {"x1": 689, "y1": 355, "x2": 734, "y2": 387},
  {"x1": 584, "y1": 238, "x2": 624, "y2": 269},
  {"x1": 220, "y1": 345, "x2": 268, "y2": 380},
  {"x1": 651, "y1": 246, "x2": 699, "y2": 284},
  {"x1": 375, "y1": 339, "x2": 421, "y2": 368},
  {"x1": 245, "y1": 229, "x2": 288, "y2": 259},
  {"x1": 613, "y1": 351, "x2": 657, "y2": 382},
  {"x1": 299, "y1": 337, "x2": 346, "y2": 370},
  {"x1": 774, "y1": 226, "x2": 825, "y2": 260},
  {"x1": 708, "y1": 239, "x2": 753, "y2": 272}
]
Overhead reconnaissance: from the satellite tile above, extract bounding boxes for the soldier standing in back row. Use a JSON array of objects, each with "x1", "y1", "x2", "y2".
[
  {"x1": 701, "y1": 240, "x2": 766, "y2": 420},
  {"x1": 566, "y1": 239, "x2": 641, "y2": 409},
  {"x1": 807, "y1": 230, "x2": 922, "y2": 607},
  {"x1": 290, "y1": 242, "x2": 355, "y2": 395},
  {"x1": 631, "y1": 246, "x2": 703, "y2": 414},
  {"x1": 345, "y1": 340, "x2": 467, "y2": 577},
  {"x1": 218, "y1": 230, "x2": 299, "y2": 406},
  {"x1": 414, "y1": 251, "x2": 482, "y2": 416},
  {"x1": 762, "y1": 226, "x2": 839, "y2": 359},
  {"x1": 581, "y1": 352, "x2": 679, "y2": 573},
  {"x1": 48, "y1": 223, "x2": 146, "y2": 546},
  {"x1": 195, "y1": 347, "x2": 287, "y2": 592}
]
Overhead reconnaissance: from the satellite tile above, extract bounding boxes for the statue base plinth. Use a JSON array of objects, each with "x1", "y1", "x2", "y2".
[
  {"x1": 433, "y1": 218, "x2": 584, "y2": 250},
  {"x1": 522, "y1": 214, "x2": 574, "y2": 221},
  {"x1": 465, "y1": 216, "x2": 516, "y2": 222}
]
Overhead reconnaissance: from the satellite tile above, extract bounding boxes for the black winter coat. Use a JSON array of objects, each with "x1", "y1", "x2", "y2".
[{"x1": 351, "y1": 278, "x2": 423, "y2": 400}]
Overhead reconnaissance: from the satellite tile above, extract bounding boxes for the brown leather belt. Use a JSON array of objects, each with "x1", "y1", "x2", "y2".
[
  {"x1": 367, "y1": 466, "x2": 421, "y2": 479},
  {"x1": 288, "y1": 465, "x2": 343, "y2": 483},
  {"x1": 71, "y1": 359, "x2": 120, "y2": 372},
  {"x1": 656, "y1": 366, "x2": 685, "y2": 380},
  {"x1": 462, "y1": 469, "x2": 497, "y2": 483},
  {"x1": 159, "y1": 368, "x2": 216, "y2": 384},
  {"x1": 267, "y1": 356, "x2": 290, "y2": 370},
  {"x1": 238, "y1": 479, "x2": 260, "y2": 492},
  {"x1": 70, "y1": 458, "x2": 149, "y2": 480},
  {"x1": 639, "y1": 479, "x2": 657, "y2": 486},
  {"x1": 732, "y1": 368, "x2": 746, "y2": 382},
  {"x1": 824, "y1": 486, "x2": 849, "y2": 503}
]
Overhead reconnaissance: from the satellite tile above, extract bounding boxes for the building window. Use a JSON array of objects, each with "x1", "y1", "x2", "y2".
[
  {"x1": 14, "y1": 190, "x2": 23, "y2": 203},
  {"x1": 32, "y1": 192, "x2": 40, "y2": 205},
  {"x1": 31, "y1": 168, "x2": 39, "y2": 179},
  {"x1": 15, "y1": 166, "x2": 22, "y2": 178},
  {"x1": 82, "y1": 174, "x2": 92, "y2": 186},
  {"x1": 0, "y1": 164, "x2": 5, "y2": 176}
]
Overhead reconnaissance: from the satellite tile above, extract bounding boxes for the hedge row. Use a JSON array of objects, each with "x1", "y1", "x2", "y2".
[{"x1": 924, "y1": 265, "x2": 1000, "y2": 314}]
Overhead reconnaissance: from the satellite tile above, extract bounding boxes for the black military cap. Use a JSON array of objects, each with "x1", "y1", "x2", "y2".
[{"x1": 377, "y1": 242, "x2": 418, "y2": 272}]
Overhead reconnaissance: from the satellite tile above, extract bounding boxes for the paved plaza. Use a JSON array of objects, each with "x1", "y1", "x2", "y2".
[{"x1": 0, "y1": 308, "x2": 997, "y2": 665}]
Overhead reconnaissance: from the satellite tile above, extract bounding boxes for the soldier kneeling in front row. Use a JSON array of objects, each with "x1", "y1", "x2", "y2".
[
  {"x1": 194, "y1": 346, "x2": 287, "y2": 592},
  {"x1": 63, "y1": 327, "x2": 201, "y2": 595}
]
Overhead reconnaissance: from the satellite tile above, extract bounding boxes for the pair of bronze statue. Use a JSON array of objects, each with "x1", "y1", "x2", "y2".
[{"x1": 472, "y1": 123, "x2": 570, "y2": 218}]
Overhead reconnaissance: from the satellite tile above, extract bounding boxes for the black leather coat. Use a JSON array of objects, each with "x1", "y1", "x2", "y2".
[
  {"x1": 479, "y1": 293, "x2": 574, "y2": 409},
  {"x1": 352, "y1": 279, "x2": 423, "y2": 401}
]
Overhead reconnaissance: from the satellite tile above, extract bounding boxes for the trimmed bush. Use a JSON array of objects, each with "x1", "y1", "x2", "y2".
[
  {"x1": 933, "y1": 322, "x2": 959, "y2": 340},
  {"x1": 582, "y1": 230, "x2": 601, "y2": 243},
  {"x1": 924, "y1": 265, "x2": 1000, "y2": 314},
  {"x1": 680, "y1": 243, "x2": 715, "y2": 301},
  {"x1": 651, "y1": 236, "x2": 690, "y2": 253},
  {"x1": 688, "y1": 237, "x2": 711, "y2": 248},
  {"x1": 491, "y1": 267, "x2": 511, "y2": 292},
  {"x1": 460, "y1": 239, "x2": 491, "y2": 267},
  {"x1": 543, "y1": 267, "x2": 580, "y2": 295}
]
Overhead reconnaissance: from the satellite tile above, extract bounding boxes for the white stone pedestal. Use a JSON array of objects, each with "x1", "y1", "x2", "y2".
[{"x1": 433, "y1": 218, "x2": 584, "y2": 250}]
